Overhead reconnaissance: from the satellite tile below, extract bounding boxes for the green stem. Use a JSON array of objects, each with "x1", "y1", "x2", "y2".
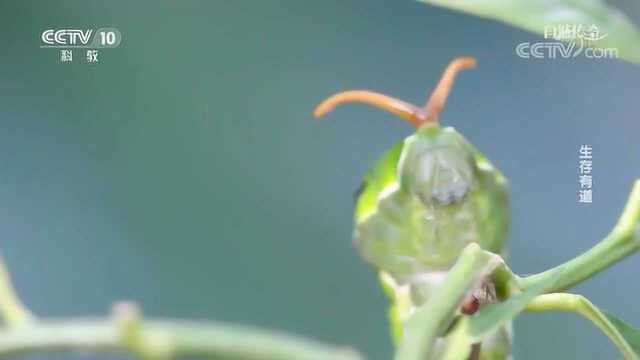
[
  {"x1": 520, "y1": 180, "x2": 640, "y2": 292},
  {"x1": 526, "y1": 293, "x2": 638, "y2": 360},
  {"x1": 0, "y1": 258, "x2": 360, "y2": 360},
  {"x1": 0, "y1": 318, "x2": 361, "y2": 360},
  {"x1": 395, "y1": 243, "x2": 501, "y2": 360},
  {"x1": 0, "y1": 257, "x2": 33, "y2": 327}
]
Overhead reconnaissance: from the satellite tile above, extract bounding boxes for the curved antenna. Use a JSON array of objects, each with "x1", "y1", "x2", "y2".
[
  {"x1": 313, "y1": 90, "x2": 426, "y2": 127},
  {"x1": 313, "y1": 56, "x2": 477, "y2": 127},
  {"x1": 423, "y1": 57, "x2": 476, "y2": 123}
]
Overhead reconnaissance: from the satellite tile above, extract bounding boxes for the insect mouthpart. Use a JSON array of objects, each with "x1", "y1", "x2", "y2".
[
  {"x1": 402, "y1": 143, "x2": 474, "y2": 208},
  {"x1": 431, "y1": 181, "x2": 469, "y2": 205}
]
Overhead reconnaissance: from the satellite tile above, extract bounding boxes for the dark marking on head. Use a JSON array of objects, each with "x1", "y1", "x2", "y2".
[
  {"x1": 429, "y1": 182, "x2": 470, "y2": 206},
  {"x1": 353, "y1": 181, "x2": 367, "y2": 203}
]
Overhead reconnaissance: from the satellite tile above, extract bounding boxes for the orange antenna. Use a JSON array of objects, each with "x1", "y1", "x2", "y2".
[
  {"x1": 313, "y1": 91, "x2": 426, "y2": 127},
  {"x1": 313, "y1": 56, "x2": 476, "y2": 127},
  {"x1": 423, "y1": 57, "x2": 476, "y2": 123}
]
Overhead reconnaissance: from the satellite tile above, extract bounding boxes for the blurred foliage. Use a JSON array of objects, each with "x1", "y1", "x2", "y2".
[{"x1": 420, "y1": 0, "x2": 640, "y2": 64}]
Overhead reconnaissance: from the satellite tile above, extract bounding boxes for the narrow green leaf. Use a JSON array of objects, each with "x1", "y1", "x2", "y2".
[
  {"x1": 395, "y1": 244, "x2": 502, "y2": 360},
  {"x1": 526, "y1": 294, "x2": 638, "y2": 360},
  {"x1": 439, "y1": 319, "x2": 473, "y2": 360},
  {"x1": 432, "y1": 270, "x2": 560, "y2": 360},
  {"x1": 469, "y1": 268, "x2": 562, "y2": 340},
  {"x1": 419, "y1": 0, "x2": 640, "y2": 64},
  {"x1": 605, "y1": 312, "x2": 640, "y2": 355}
]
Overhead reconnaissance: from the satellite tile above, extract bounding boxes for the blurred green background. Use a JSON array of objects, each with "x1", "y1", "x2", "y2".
[{"x1": 1, "y1": 1, "x2": 639, "y2": 359}]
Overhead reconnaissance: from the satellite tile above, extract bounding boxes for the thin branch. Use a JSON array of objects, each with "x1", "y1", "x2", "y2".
[
  {"x1": 395, "y1": 243, "x2": 502, "y2": 360},
  {"x1": 0, "y1": 256, "x2": 33, "y2": 327},
  {"x1": 0, "y1": 259, "x2": 360, "y2": 360},
  {"x1": 526, "y1": 293, "x2": 638, "y2": 360},
  {"x1": 520, "y1": 180, "x2": 640, "y2": 292},
  {"x1": 0, "y1": 316, "x2": 362, "y2": 360}
]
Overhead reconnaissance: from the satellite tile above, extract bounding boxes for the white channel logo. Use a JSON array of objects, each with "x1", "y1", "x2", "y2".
[{"x1": 40, "y1": 28, "x2": 122, "y2": 48}]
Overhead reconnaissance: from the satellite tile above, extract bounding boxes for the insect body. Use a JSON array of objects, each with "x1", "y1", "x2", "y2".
[{"x1": 315, "y1": 58, "x2": 511, "y2": 359}]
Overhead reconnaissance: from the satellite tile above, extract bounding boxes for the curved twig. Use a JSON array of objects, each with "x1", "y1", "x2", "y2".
[{"x1": 0, "y1": 317, "x2": 361, "y2": 360}]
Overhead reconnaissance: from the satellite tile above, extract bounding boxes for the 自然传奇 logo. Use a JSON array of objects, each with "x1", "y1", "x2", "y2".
[{"x1": 515, "y1": 24, "x2": 618, "y2": 60}]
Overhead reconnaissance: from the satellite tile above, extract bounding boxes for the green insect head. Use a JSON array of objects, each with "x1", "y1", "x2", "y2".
[
  {"x1": 314, "y1": 57, "x2": 478, "y2": 211},
  {"x1": 399, "y1": 126, "x2": 476, "y2": 208},
  {"x1": 313, "y1": 57, "x2": 509, "y2": 278}
]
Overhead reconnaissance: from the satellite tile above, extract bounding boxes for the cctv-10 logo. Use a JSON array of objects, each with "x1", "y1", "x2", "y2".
[{"x1": 40, "y1": 28, "x2": 122, "y2": 48}]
